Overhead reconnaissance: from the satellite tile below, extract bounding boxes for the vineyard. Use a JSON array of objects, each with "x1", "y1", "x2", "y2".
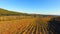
[
  {"x1": 0, "y1": 16, "x2": 54, "y2": 34},
  {"x1": 0, "y1": 7, "x2": 60, "y2": 34}
]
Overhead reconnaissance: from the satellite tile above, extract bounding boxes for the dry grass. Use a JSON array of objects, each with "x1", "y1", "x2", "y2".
[{"x1": 0, "y1": 16, "x2": 52, "y2": 34}]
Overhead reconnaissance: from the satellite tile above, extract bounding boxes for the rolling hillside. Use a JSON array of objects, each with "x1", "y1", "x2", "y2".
[
  {"x1": 0, "y1": 8, "x2": 17, "y2": 14},
  {"x1": 0, "y1": 8, "x2": 60, "y2": 34},
  {"x1": 0, "y1": 8, "x2": 27, "y2": 16},
  {"x1": 0, "y1": 8, "x2": 56, "y2": 17}
]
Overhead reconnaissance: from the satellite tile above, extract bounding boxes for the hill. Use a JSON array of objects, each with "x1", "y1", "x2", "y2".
[
  {"x1": 0, "y1": 8, "x2": 58, "y2": 18},
  {"x1": 0, "y1": 8, "x2": 26, "y2": 16}
]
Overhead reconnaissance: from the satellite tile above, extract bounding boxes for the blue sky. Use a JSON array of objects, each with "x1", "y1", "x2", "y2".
[{"x1": 0, "y1": 0, "x2": 60, "y2": 15}]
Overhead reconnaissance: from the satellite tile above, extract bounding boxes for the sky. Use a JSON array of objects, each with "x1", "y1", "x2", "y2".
[{"x1": 0, "y1": 0, "x2": 60, "y2": 15}]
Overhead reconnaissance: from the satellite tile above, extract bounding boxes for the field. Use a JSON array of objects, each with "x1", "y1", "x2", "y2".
[
  {"x1": 0, "y1": 16, "x2": 53, "y2": 34},
  {"x1": 0, "y1": 8, "x2": 60, "y2": 34}
]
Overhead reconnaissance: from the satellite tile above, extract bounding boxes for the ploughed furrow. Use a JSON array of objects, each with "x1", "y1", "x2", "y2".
[
  {"x1": 28, "y1": 25, "x2": 34, "y2": 34},
  {"x1": 31, "y1": 26, "x2": 36, "y2": 34},
  {"x1": 22, "y1": 24, "x2": 32, "y2": 34},
  {"x1": 19, "y1": 24, "x2": 31, "y2": 34},
  {"x1": 38, "y1": 24, "x2": 41, "y2": 34},
  {"x1": 36, "y1": 24, "x2": 39, "y2": 34},
  {"x1": 15, "y1": 25, "x2": 26, "y2": 34},
  {"x1": 43, "y1": 26, "x2": 49, "y2": 34},
  {"x1": 11, "y1": 24, "x2": 24, "y2": 34}
]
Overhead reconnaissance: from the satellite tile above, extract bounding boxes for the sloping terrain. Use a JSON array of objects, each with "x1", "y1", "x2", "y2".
[
  {"x1": 0, "y1": 8, "x2": 27, "y2": 16},
  {"x1": 0, "y1": 8, "x2": 20, "y2": 14},
  {"x1": 0, "y1": 8, "x2": 60, "y2": 34}
]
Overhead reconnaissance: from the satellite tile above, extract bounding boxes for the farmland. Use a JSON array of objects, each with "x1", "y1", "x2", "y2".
[
  {"x1": 0, "y1": 16, "x2": 52, "y2": 34},
  {"x1": 0, "y1": 8, "x2": 60, "y2": 34}
]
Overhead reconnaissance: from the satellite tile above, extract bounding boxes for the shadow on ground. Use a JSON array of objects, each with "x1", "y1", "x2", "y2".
[{"x1": 48, "y1": 17, "x2": 60, "y2": 34}]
